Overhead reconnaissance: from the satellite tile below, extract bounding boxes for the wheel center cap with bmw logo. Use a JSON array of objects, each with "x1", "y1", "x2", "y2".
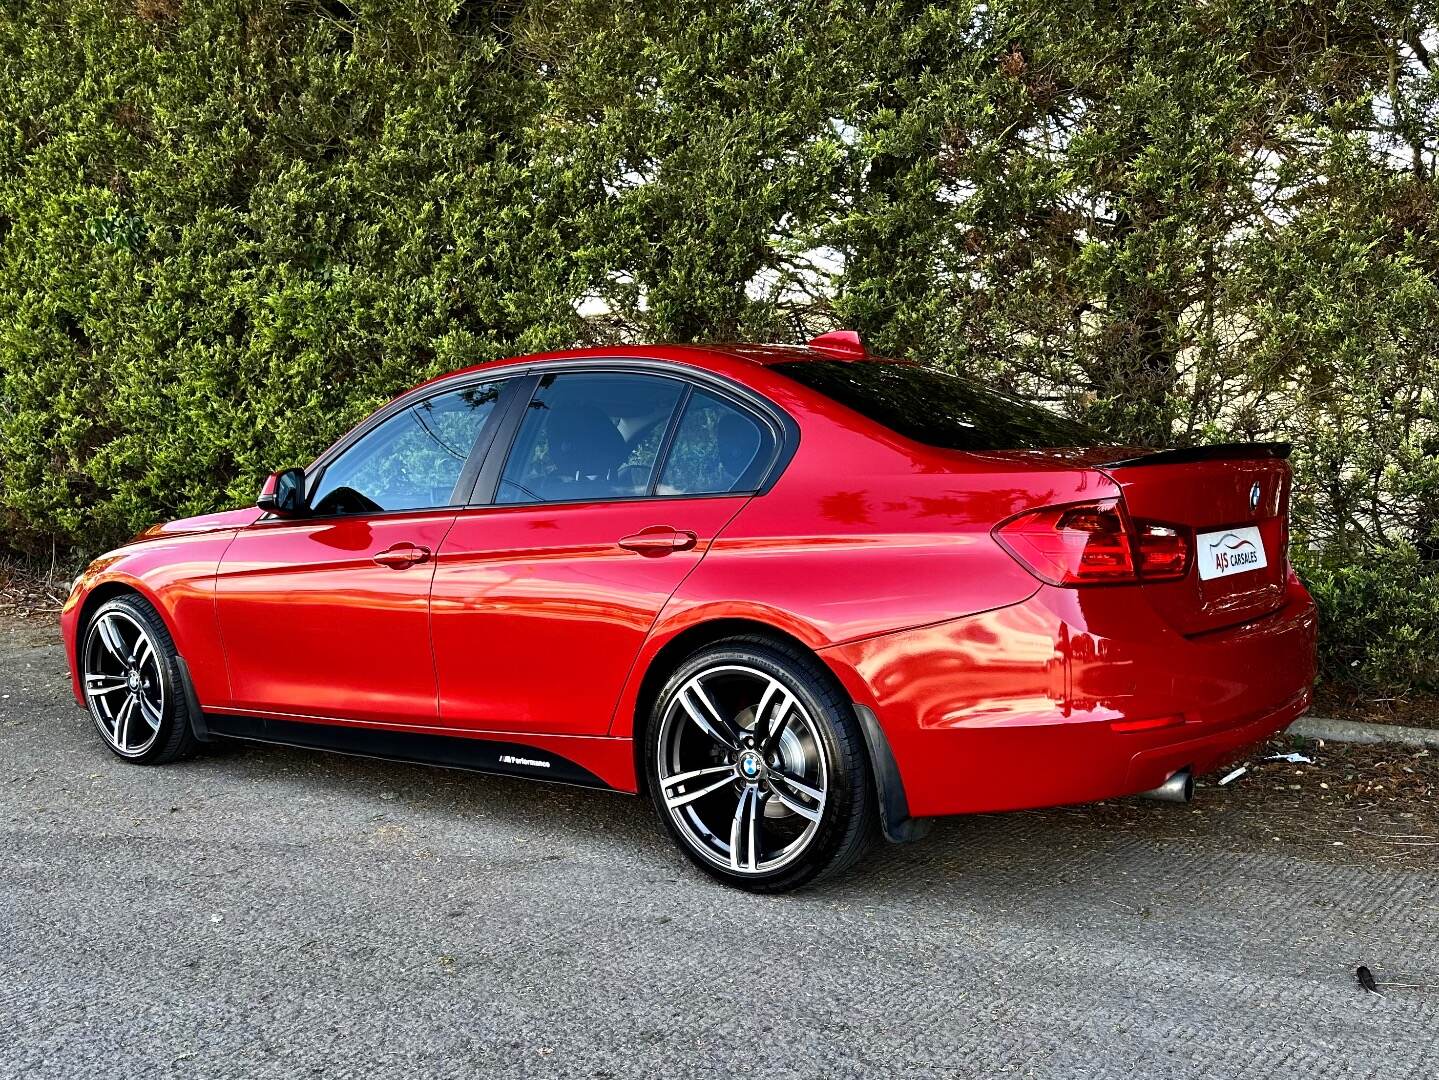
[
  {"x1": 127, "y1": 670, "x2": 142, "y2": 693},
  {"x1": 738, "y1": 750, "x2": 764, "y2": 781}
]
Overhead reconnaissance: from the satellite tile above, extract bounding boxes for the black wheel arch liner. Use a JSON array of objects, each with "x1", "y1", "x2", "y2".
[
  {"x1": 173, "y1": 655, "x2": 212, "y2": 743},
  {"x1": 853, "y1": 703, "x2": 932, "y2": 843}
]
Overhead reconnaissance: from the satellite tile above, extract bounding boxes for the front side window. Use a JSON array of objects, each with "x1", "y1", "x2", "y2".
[
  {"x1": 309, "y1": 382, "x2": 503, "y2": 515},
  {"x1": 498, "y1": 373, "x2": 684, "y2": 504},
  {"x1": 657, "y1": 388, "x2": 774, "y2": 495}
]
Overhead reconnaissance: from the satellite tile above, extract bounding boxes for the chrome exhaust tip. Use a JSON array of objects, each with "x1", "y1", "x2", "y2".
[{"x1": 1139, "y1": 768, "x2": 1193, "y2": 804}]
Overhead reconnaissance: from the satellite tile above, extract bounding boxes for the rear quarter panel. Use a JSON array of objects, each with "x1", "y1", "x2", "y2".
[{"x1": 608, "y1": 377, "x2": 1119, "y2": 737}]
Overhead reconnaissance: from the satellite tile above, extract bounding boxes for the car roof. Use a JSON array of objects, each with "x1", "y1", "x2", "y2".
[{"x1": 406, "y1": 341, "x2": 878, "y2": 396}]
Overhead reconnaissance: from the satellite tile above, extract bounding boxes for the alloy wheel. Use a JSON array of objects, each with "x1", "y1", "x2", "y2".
[
  {"x1": 83, "y1": 609, "x2": 165, "y2": 758},
  {"x1": 655, "y1": 663, "x2": 829, "y2": 875}
]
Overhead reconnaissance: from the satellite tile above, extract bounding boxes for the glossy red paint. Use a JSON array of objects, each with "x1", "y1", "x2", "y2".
[
  {"x1": 61, "y1": 507, "x2": 262, "y2": 708},
  {"x1": 430, "y1": 496, "x2": 748, "y2": 736},
  {"x1": 818, "y1": 575, "x2": 1316, "y2": 816},
  {"x1": 213, "y1": 510, "x2": 458, "y2": 724},
  {"x1": 62, "y1": 342, "x2": 1318, "y2": 818}
]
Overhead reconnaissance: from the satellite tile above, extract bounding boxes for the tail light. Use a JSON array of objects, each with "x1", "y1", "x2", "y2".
[
  {"x1": 994, "y1": 498, "x2": 1190, "y2": 586},
  {"x1": 1134, "y1": 523, "x2": 1188, "y2": 578}
]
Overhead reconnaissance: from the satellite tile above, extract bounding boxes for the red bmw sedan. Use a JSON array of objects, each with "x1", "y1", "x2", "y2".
[{"x1": 61, "y1": 333, "x2": 1317, "y2": 891}]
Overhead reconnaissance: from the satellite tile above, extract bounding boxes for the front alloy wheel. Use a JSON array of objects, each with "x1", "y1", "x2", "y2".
[
  {"x1": 82, "y1": 595, "x2": 197, "y2": 764},
  {"x1": 649, "y1": 637, "x2": 876, "y2": 892}
]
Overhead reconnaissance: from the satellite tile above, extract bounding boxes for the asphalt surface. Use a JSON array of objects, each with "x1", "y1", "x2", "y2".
[{"x1": 2, "y1": 617, "x2": 1437, "y2": 1079}]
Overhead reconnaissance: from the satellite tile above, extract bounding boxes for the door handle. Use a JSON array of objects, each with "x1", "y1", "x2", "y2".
[
  {"x1": 617, "y1": 527, "x2": 698, "y2": 556},
  {"x1": 372, "y1": 543, "x2": 431, "y2": 569}
]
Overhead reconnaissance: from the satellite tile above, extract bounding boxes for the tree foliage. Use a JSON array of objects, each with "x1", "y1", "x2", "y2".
[{"x1": 2, "y1": 0, "x2": 1437, "y2": 691}]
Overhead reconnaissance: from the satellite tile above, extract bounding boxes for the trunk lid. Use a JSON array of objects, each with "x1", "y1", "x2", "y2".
[{"x1": 1099, "y1": 445, "x2": 1292, "y2": 635}]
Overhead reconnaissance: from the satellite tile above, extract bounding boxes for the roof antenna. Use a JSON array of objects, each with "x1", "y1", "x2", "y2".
[{"x1": 806, "y1": 329, "x2": 868, "y2": 357}]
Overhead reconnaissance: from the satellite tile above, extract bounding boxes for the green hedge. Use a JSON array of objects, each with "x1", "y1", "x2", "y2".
[
  {"x1": 3, "y1": 0, "x2": 1437, "y2": 694},
  {"x1": 1300, "y1": 545, "x2": 1439, "y2": 696}
]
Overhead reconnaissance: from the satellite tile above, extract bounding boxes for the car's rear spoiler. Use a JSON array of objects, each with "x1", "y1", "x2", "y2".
[{"x1": 1098, "y1": 441, "x2": 1292, "y2": 468}]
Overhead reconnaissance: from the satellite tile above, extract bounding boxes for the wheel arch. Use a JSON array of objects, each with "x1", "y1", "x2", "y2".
[
  {"x1": 70, "y1": 577, "x2": 170, "y2": 677},
  {"x1": 75, "y1": 579, "x2": 161, "y2": 649},
  {"x1": 630, "y1": 618, "x2": 825, "y2": 743}
]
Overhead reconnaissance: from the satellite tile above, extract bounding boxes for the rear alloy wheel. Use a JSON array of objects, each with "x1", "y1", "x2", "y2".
[
  {"x1": 648, "y1": 637, "x2": 876, "y2": 892},
  {"x1": 82, "y1": 595, "x2": 197, "y2": 764}
]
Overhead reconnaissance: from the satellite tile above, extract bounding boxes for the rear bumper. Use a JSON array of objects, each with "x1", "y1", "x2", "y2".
[{"x1": 821, "y1": 577, "x2": 1318, "y2": 817}]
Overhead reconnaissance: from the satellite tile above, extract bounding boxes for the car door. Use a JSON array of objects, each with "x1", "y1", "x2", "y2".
[
  {"x1": 213, "y1": 378, "x2": 513, "y2": 726},
  {"x1": 429, "y1": 368, "x2": 783, "y2": 736}
]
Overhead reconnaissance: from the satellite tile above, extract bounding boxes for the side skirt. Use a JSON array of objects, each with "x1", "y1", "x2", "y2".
[{"x1": 203, "y1": 712, "x2": 616, "y2": 791}]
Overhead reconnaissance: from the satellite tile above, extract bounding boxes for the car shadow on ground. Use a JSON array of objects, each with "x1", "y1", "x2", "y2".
[
  {"x1": 181, "y1": 737, "x2": 1051, "y2": 876},
  {"x1": 169, "y1": 733, "x2": 1351, "y2": 906},
  {"x1": 11, "y1": 612, "x2": 1436, "y2": 894}
]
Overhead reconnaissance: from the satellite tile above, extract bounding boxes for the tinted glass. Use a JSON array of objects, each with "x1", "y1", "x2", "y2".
[
  {"x1": 498, "y1": 373, "x2": 684, "y2": 504},
  {"x1": 773, "y1": 360, "x2": 1101, "y2": 450},
  {"x1": 657, "y1": 388, "x2": 774, "y2": 495},
  {"x1": 310, "y1": 382, "x2": 502, "y2": 515}
]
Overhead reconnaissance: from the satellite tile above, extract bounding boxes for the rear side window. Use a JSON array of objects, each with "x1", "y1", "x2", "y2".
[
  {"x1": 497, "y1": 372, "x2": 685, "y2": 504},
  {"x1": 657, "y1": 389, "x2": 775, "y2": 495},
  {"x1": 773, "y1": 360, "x2": 1101, "y2": 451}
]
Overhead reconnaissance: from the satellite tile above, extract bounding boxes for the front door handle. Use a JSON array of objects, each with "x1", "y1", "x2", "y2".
[
  {"x1": 373, "y1": 543, "x2": 431, "y2": 569},
  {"x1": 618, "y1": 527, "x2": 698, "y2": 556}
]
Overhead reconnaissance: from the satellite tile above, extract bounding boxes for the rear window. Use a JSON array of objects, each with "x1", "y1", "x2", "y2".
[{"x1": 773, "y1": 359, "x2": 1101, "y2": 451}]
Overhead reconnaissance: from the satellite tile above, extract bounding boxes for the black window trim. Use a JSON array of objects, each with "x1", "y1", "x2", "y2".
[
  {"x1": 462, "y1": 359, "x2": 798, "y2": 510},
  {"x1": 264, "y1": 357, "x2": 799, "y2": 525},
  {"x1": 646, "y1": 382, "x2": 693, "y2": 497}
]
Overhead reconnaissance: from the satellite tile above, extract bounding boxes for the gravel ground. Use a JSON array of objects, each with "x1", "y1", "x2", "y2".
[{"x1": 2, "y1": 615, "x2": 1438, "y2": 1079}]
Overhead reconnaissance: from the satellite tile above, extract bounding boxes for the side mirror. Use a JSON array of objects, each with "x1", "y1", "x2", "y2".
[{"x1": 257, "y1": 467, "x2": 309, "y2": 518}]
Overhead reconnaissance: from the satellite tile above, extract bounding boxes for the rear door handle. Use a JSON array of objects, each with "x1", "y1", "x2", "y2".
[
  {"x1": 372, "y1": 543, "x2": 431, "y2": 569},
  {"x1": 617, "y1": 527, "x2": 698, "y2": 556}
]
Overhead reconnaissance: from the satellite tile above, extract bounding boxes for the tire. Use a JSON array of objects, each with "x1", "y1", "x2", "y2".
[
  {"x1": 80, "y1": 594, "x2": 198, "y2": 765},
  {"x1": 645, "y1": 635, "x2": 877, "y2": 892}
]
